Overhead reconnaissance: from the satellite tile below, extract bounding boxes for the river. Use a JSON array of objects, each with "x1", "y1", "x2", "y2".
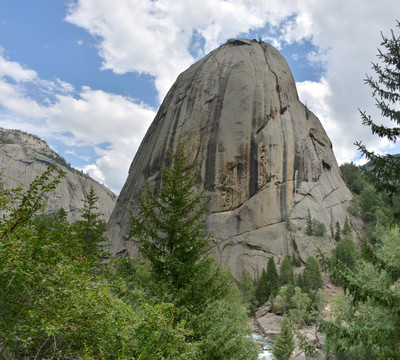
[{"x1": 252, "y1": 333, "x2": 274, "y2": 360}]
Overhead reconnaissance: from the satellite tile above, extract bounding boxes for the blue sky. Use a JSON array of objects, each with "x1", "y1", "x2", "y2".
[{"x1": 0, "y1": 0, "x2": 399, "y2": 193}]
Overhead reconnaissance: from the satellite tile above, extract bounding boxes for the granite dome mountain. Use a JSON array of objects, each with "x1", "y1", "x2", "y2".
[
  {"x1": 0, "y1": 128, "x2": 116, "y2": 222},
  {"x1": 107, "y1": 39, "x2": 352, "y2": 279}
]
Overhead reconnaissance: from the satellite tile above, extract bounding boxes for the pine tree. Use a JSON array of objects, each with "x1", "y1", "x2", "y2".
[
  {"x1": 306, "y1": 209, "x2": 313, "y2": 235},
  {"x1": 355, "y1": 20, "x2": 400, "y2": 199},
  {"x1": 332, "y1": 235, "x2": 357, "y2": 271},
  {"x1": 343, "y1": 217, "x2": 351, "y2": 235},
  {"x1": 130, "y1": 138, "x2": 209, "y2": 291},
  {"x1": 334, "y1": 221, "x2": 341, "y2": 242},
  {"x1": 255, "y1": 268, "x2": 268, "y2": 305},
  {"x1": 74, "y1": 185, "x2": 109, "y2": 266},
  {"x1": 266, "y1": 256, "x2": 279, "y2": 297},
  {"x1": 303, "y1": 256, "x2": 324, "y2": 291},
  {"x1": 272, "y1": 316, "x2": 295, "y2": 360},
  {"x1": 239, "y1": 268, "x2": 257, "y2": 313},
  {"x1": 279, "y1": 256, "x2": 294, "y2": 286}
]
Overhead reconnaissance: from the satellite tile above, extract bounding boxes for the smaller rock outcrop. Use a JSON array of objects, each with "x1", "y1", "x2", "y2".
[{"x1": 0, "y1": 128, "x2": 116, "y2": 221}]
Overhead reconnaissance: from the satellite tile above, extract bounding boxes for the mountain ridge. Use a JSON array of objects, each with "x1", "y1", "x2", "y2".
[{"x1": 0, "y1": 127, "x2": 116, "y2": 221}]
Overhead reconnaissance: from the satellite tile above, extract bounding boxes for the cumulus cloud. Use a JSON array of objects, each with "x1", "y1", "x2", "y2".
[
  {"x1": 65, "y1": 0, "x2": 300, "y2": 99},
  {"x1": 289, "y1": 1, "x2": 400, "y2": 165},
  {"x1": 0, "y1": 47, "x2": 38, "y2": 82},
  {"x1": 0, "y1": 51, "x2": 155, "y2": 193}
]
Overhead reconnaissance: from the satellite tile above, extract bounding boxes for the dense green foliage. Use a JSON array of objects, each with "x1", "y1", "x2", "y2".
[
  {"x1": 129, "y1": 138, "x2": 257, "y2": 360},
  {"x1": 320, "y1": 227, "x2": 400, "y2": 358},
  {"x1": 312, "y1": 218, "x2": 327, "y2": 236},
  {"x1": 0, "y1": 165, "x2": 196, "y2": 359},
  {"x1": 255, "y1": 258, "x2": 280, "y2": 307},
  {"x1": 343, "y1": 217, "x2": 351, "y2": 235},
  {"x1": 334, "y1": 221, "x2": 341, "y2": 241},
  {"x1": 341, "y1": 161, "x2": 399, "y2": 243},
  {"x1": 325, "y1": 142, "x2": 400, "y2": 358}
]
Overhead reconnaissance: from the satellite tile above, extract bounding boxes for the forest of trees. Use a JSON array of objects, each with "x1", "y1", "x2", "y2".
[{"x1": 0, "y1": 143, "x2": 257, "y2": 359}]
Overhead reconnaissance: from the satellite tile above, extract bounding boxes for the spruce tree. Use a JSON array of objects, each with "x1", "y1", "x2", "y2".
[
  {"x1": 255, "y1": 268, "x2": 268, "y2": 305},
  {"x1": 74, "y1": 185, "x2": 109, "y2": 265},
  {"x1": 239, "y1": 268, "x2": 257, "y2": 313},
  {"x1": 279, "y1": 256, "x2": 294, "y2": 286},
  {"x1": 303, "y1": 256, "x2": 324, "y2": 291},
  {"x1": 306, "y1": 209, "x2": 313, "y2": 235},
  {"x1": 130, "y1": 138, "x2": 209, "y2": 291},
  {"x1": 272, "y1": 316, "x2": 295, "y2": 360},
  {"x1": 266, "y1": 256, "x2": 279, "y2": 297},
  {"x1": 343, "y1": 217, "x2": 351, "y2": 235},
  {"x1": 334, "y1": 221, "x2": 341, "y2": 242},
  {"x1": 332, "y1": 235, "x2": 357, "y2": 271},
  {"x1": 356, "y1": 20, "x2": 400, "y2": 199}
]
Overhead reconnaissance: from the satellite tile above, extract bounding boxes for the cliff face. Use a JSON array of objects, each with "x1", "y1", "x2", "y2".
[
  {"x1": 0, "y1": 128, "x2": 116, "y2": 222},
  {"x1": 107, "y1": 39, "x2": 352, "y2": 278}
]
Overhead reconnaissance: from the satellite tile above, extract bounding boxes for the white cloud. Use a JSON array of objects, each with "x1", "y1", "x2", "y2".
[
  {"x1": 0, "y1": 47, "x2": 37, "y2": 82},
  {"x1": 83, "y1": 163, "x2": 105, "y2": 183},
  {"x1": 286, "y1": 1, "x2": 400, "y2": 165},
  {"x1": 46, "y1": 87, "x2": 156, "y2": 192},
  {"x1": 0, "y1": 51, "x2": 156, "y2": 193},
  {"x1": 65, "y1": 0, "x2": 300, "y2": 99}
]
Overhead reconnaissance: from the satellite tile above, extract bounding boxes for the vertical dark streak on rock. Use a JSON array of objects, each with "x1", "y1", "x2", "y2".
[
  {"x1": 249, "y1": 132, "x2": 258, "y2": 197},
  {"x1": 183, "y1": 59, "x2": 209, "y2": 125},
  {"x1": 249, "y1": 98, "x2": 258, "y2": 197},
  {"x1": 280, "y1": 122, "x2": 288, "y2": 222},
  {"x1": 237, "y1": 161, "x2": 243, "y2": 184},
  {"x1": 236, "y1": 213, "x2": 241, "y2": 234},
  {"x1": 249, "y1": 52, "x2": 261, "y2": 197},
  {"x1": 204, "y1": 54, "x2": 233, "y2": 191},
  {"x1": 289, "y1": 112, "x2": 298, "y2": 195},
  {"x1": 265, "y1": 50, "x2": 288, "y2": 222}
]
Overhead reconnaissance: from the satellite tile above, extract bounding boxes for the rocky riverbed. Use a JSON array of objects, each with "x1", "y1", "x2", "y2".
[{"x1": 251, "y1": 304, "x2": 325, "y2": 360}]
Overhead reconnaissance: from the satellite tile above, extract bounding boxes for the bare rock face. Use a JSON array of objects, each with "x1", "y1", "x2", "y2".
[
  {"x1": 0, "y1": 128, "x2": 116, "y2": 221},
  {"x1": 107, "y1": 39, "x2": 352, "y2": 278}
]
